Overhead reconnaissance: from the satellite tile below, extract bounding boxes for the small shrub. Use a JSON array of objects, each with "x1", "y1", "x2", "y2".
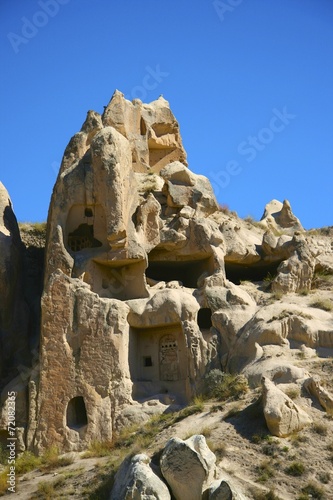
[
  {"x1": 290, "y1": 432, "x2": 308, "y2": 447},
  {"x1": 204, "y1": 370, "x2": 248, "y2": 401},
  {"x1": 15, "y1": 451, "x2": 41, "y2": 474},
  {"x1": 285, "y1": 387, "x2": 300, "y2": 400},
  {"x1": 40, "y1": 446, "x2": 74, "y2": 470},
  {"x1": 192, "y1": 395, "x2": 205, "y2": 410},
  {"x1": 0, "y1": 471, "x2": 8, "y2": 496},
  {"x1": 310, "y1": 298, "x2": 333, "y2": 312},
  {"x1": 219, "y1": 203, "x2": 230, "y2": 214},
  {"x1": 82, "y1": 440, "x2": 114, "y2": 458},
  {"x1": 312, "y1": 270, "x2": 333, "y2": 290},
  {"x1": 300, "y1": 481, "x2": 324, "y2": 499},
  {"x1": 285, "y1": 461, "x2": 305, "y2": 476},
  {"x1": 177, "y1": 401, "x2": 204, "y2": 419},
  {"x1": 262, "y1": 441, "x2": 280, "y2": 457},
  {"x1": 210, "y1": 404, "x2": 223, "y2": 413},
  {"x1": 312, "y1": 422, "x2": 328, "y2": 436},
  {"x1": 200, "y1": 426, "x2": 212, "y2": 438},
  {"x1": 272, "y1": 291, "x2": 283, "y2": 301},
  {"x1": 37, "y1": 480, "x2": 56, "y2": 498},
  {"x1": 264, "y1": 272, "x2": 276, "y2": 283},
  {"x1": 256, "y1": 460, "x2": 275, "y2": 482},
  {"x1": 251, "y1": 433, "x2": 272, "y2": 444}
]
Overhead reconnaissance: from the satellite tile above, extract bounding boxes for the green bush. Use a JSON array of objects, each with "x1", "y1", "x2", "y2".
[
  {"x1": 285, "y1": 461, "x2": 305, "y2": 476},
  {"x1": 204, "y1": 370, "x2": 248, "y2": 401}
]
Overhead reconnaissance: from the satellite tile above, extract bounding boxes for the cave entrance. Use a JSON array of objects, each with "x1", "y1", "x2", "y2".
[
  {"x1": 66, "y1": 396, "x2": 88, "y2": 430},
  {"x1": 146, "y1": 256, "x2": 213, "y2": 288},
  {"x1": 224, "y1": 260, "x2": 283, "y2": 285},
  {"x1": 197, "y1": 308, "x2": 212, "y2": 330}
]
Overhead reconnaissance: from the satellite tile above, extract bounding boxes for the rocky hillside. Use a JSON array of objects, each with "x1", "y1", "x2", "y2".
[{"x1": 0, "y1": 91, "x2": 332, "y2": 499}]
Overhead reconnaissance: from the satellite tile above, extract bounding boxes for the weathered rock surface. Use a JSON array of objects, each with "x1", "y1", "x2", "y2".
[
  {"x1": 0, "y1": 183, "x2": 29, "y2": 382},
  {"x1": 260, "y1": 199, "x2": 303, "y2": 234},
  {"x1": 262, "y1": 377, "x2": 312, "y2": 437},
  {"x1": 0, "y1": 92, "x2": 332, "y2": 460},
  {"x1": 160, "y1": 435, "x2": 216, "y2": 500},
  {"x1": 110, "y1": 453, "x2": 171, "y2": 500},
  {"x1": 304, "y1": 376, "x2": 333, "y2": 413},
  {"x1": 204, "y1": 479, "x2": 247, "y2": 500}
]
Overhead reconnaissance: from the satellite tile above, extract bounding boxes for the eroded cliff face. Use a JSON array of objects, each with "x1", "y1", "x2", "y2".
[
  {"x1": 0, "y1": 91, "x2": 332, "y2": 454},
  {"x1": 0, "y1": 184, "x2": 33, "y2": 452}
]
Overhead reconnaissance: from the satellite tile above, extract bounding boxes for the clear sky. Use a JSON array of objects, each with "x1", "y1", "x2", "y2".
[{"x1": 1, "y1": 0, "x2": 332, "y2": 229}]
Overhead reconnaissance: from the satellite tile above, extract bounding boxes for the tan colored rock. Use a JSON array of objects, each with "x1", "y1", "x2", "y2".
[
  {"x1": 272, "y1": 235, "x2": 315, "y2": 293},
  {"x1": 244, "y1": 358, "x2": 307, "y2": 388},
  {"x1": 110, "y1": 453, "x2": 171, "y2": 500},
  {"x1": 262, "y1": 377, "x2": 312, "y2": 437},
  {"x1": 35, "y1": 93, "x2": 228, "y2": 452},
  {"x1": 102, "y1": 90, "x2": 187, "y2": 173},
  {"x1": 160, "y1": 435, "x2": 216, "y2": 500},
  {"x1": 161, "y1": 162, "x2": 219, "y2": 216},
  {"x1": 304, "y1": 376, "x2": 333, "y2": 413},
  {"x1": 260, "y1": 199, "x2": 303, "y2": 234}
]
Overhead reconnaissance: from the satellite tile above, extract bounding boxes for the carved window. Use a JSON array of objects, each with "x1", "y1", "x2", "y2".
[
  {"x1": 159, "y1": 334, "x2": 179, "y2": 381},
  {"x1": 143, "y1": 356, "x2": 153, "y2": 367},
  {"x1": 68, "y1": 223, "x2": 102, "y2": 252}
]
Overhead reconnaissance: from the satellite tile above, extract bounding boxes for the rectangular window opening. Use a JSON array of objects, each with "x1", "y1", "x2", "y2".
[{"x1": 143, "y1": 356, "x2": 153, "y2": 367}]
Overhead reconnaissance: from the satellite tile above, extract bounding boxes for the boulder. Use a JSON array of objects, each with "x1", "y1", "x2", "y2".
[
  {"x1": 110, "y1": 453, "x2": 171, "y2": 500},
  {"x1": 160, "y1": 435, "x2": 216, "y2": 500},
  {"x1": 262, "y1": 377, "x2": 312, "y2": 437},
  {"x1": 204, "y1": 479, "x2": 247, "y2": 500},
  {"x1": 304, "y1": 376, "x2": 333, "y2": 413}
]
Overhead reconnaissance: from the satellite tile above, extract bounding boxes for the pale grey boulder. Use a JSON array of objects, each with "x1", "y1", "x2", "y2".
[
  {"x1": 110, "y1": 453, "x2": 171, "y2": 500},
  {"x1": 160, "y1": 435, "x2": 216, "y2": 500}
]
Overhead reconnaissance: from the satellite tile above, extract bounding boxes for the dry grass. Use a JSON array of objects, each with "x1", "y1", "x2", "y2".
[{"x1": 310, "y1": 298, "x2": 333, "y2": 312}]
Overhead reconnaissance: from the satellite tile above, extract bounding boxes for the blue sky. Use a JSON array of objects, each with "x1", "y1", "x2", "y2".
[{"x1": 1, "y1": 0, "x2": 332, "y2": 229}]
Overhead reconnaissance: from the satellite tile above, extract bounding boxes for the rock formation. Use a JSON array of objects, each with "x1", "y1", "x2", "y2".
[
  {"x1": 110, "y1": 453, "x2": 171, "y2": 500},
  {"x1": 0, "y1": 91, "x2": 332, "y2": 471},
  {"x1": 262, "y1": 377, "x2": 312, "y2": 437},
  {"x1": 160, "y1": 435, "x2": 216, "y2": 500}
]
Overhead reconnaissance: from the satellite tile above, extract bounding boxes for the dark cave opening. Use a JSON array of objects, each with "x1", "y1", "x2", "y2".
[
  {"x1": 224, "y1": 260, "x2": 282, "y2": 285},
  {"x1": 197, "y1": 308, "x2": 213, "y2": 330},
  {"x1": 66, "y1": 396, "x2": 88, "y2": 430},
  {"x1": 146, "y1": 257, "x2": 213, "y2": 288}
]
